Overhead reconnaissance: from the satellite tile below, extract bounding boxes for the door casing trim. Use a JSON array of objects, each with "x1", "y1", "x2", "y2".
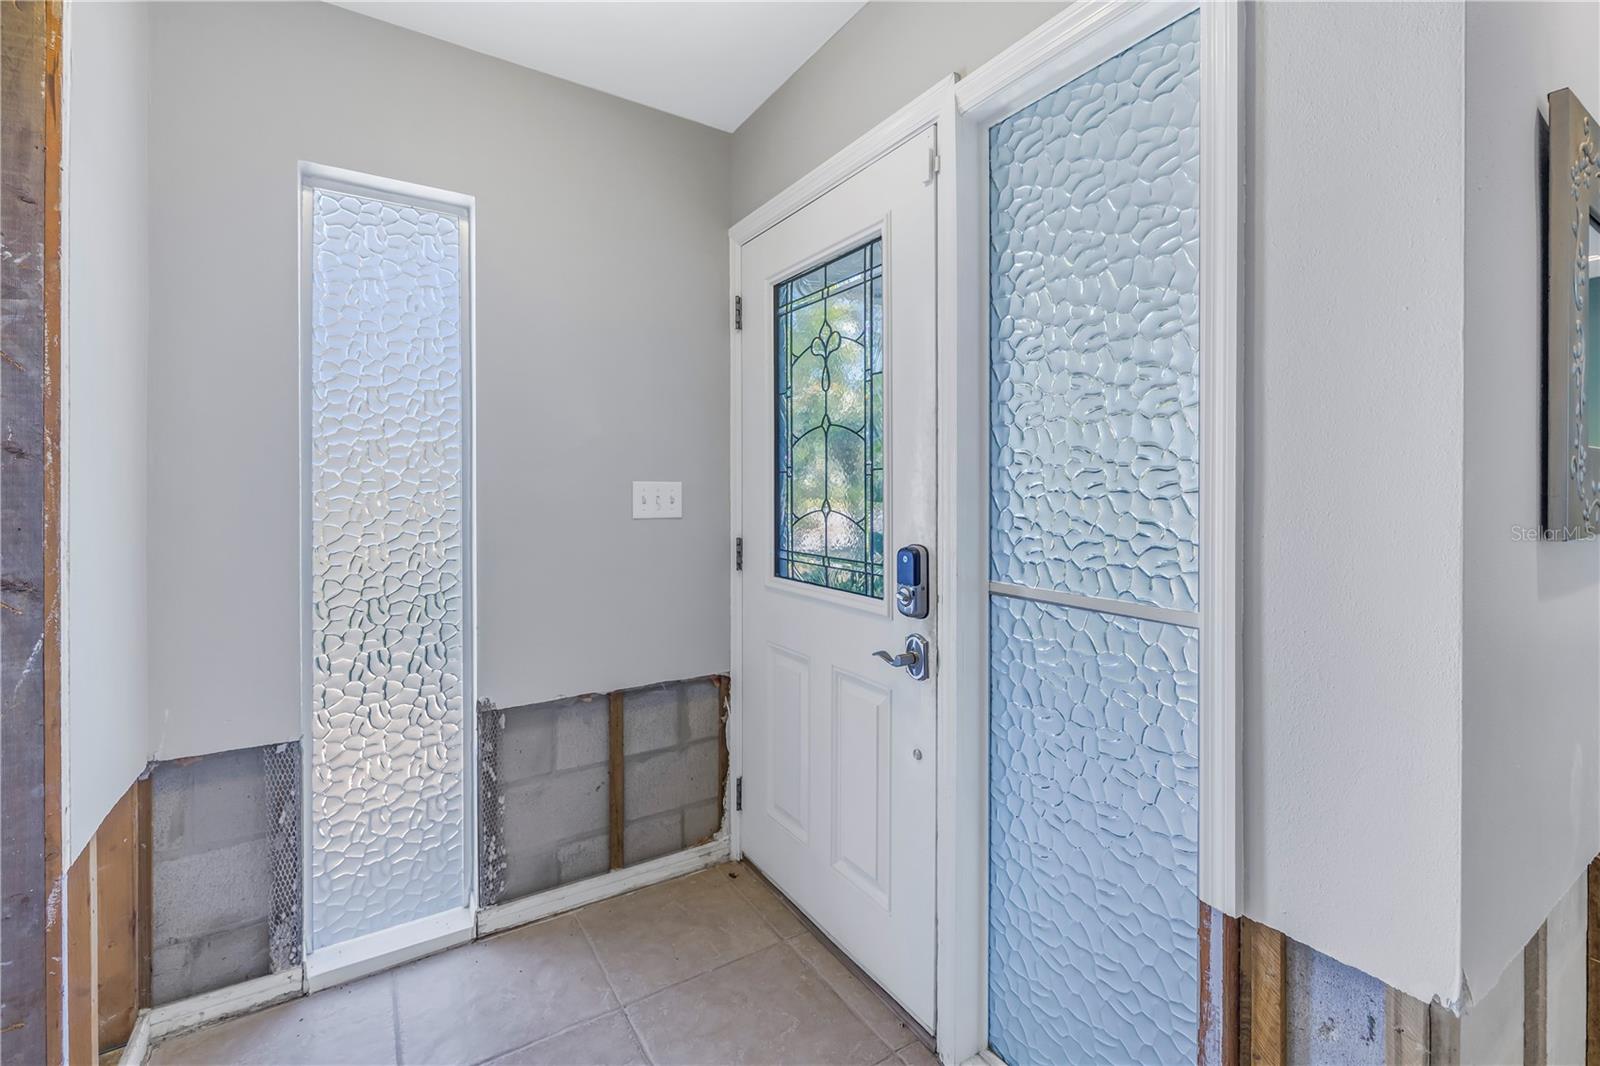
[{"x1": 727, "y1": 4, "x2": 1243, "y2": 1060}]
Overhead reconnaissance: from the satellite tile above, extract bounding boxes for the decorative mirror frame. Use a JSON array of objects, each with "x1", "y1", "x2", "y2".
[{"x1": 1544, "y1": 87, "x2": 1600, "y2": 540}]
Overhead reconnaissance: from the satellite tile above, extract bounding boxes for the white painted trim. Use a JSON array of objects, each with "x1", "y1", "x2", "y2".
[
  {"x1": 728, "y1": 76, "x2": 953, "y2": 246},
  {"x1": 142, "y1": 969, "x2": 303, "y2": 1046},
  {"x1": 728, "y1": 233, "x2": 744, "y2": 863},
  {"x1": 933, "y1": 79, "x2": 986, "y2": 1066},
  {"x1": 304, "y1": 907, "x2": 473, "y2": 992},
  {"x1": 961, "y1": 1050, "x2": 1009, "y2": 1066},
  {"x1": 953, "y1": 1, "x2": 1196, "y2": 121},
  {"x1": 476, "y1": 838, "x2": 730, "y2": 937},
  {"x1": 112, "y1": 1009, "x2": 153, "y2": 1066},
  {"x1": 1197, "y1": 0, "x2": 1245, "y2": 919}
]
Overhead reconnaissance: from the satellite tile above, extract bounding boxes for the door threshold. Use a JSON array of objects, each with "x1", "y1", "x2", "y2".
[{"x1": 739, "y1": 859, "x2": 936, "y2": 1055}]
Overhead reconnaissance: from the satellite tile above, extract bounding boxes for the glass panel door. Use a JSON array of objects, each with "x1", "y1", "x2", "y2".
[
  {"x1": 304, "y1": 177, "x2": 473, "y2": 952},
  {"x1": 986, "y1": 12, "x2": 1202, "y2": 1064}
]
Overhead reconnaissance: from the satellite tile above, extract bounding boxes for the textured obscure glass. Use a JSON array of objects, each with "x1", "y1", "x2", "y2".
[
  {"x1": 989, "y1": 12, "x2": 1201, "y2": 612},
  {"x1": 308, "y1": 187, "x2": 468, "y2": 950},
  {"x1": 775, "y1": 239, "x2": 885, "y2": 598},
  {"x1": 988, "y1": 594, "x2": 1199, "y2": 1066}
]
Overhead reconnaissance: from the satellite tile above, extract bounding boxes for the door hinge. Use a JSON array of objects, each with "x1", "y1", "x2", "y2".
[
  {"x1": 734, "y1": 295, "x2": 743, "y2": 331},
  {"x1": 927, "y1": 146, "x2": 941, "y2": 182},
  {"x1": 735, "y1": 536, "x2": 743, "y2": 571},
  {"x1": 735, "y1": 776, "x2": 743, "y2": 812}
]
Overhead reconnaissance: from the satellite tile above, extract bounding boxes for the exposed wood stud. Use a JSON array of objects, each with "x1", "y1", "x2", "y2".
[
  {"x1": 137, "y1": 776, "x2": 154, "y2": 1010},
  {"x1": 608, "y1": 691, "x2": 625, "y2": 870},
  {"x1": 1239, "y1": 918, "x2": 1286, "y2": 1066},
  {"x1": 1429, "y1": 1000, "x2": 1461, "y2": 1066},
  {"x1": 1385, "y1": 986, "x2": 1430, "y2": 1066},
  {"x1": 1, "y1": 2, "x2": 65, "y2": 1062},
  {"x1": 1199, "y1": 904, "x2": 1240, "y2": 1066},
  {"x1": 1526, "y1": 920, "x2": 1549, "y2": 1066},
  {"x1": 712, "y1": 675, "x2": 730, "y2": 843},
  {"x1": 65, "y1": 841, "x2": 97, "y2": 1065},
  {"x1": 95, "y1": 784, "x2": 145, "y2": 1050}
]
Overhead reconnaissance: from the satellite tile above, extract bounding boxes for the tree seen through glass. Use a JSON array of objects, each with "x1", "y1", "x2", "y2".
[{"x1": 774, "y1": 239, "x2": 884, "y2": 598}]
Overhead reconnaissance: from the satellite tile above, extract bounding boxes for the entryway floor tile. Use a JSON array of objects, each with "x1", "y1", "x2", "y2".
[{"x1": 142, "y1": 862, "x2": 935, "y2": 1066}]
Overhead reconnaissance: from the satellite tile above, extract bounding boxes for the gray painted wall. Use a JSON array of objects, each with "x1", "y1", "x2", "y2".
[
  {"x1": 1244, "y1": 1, "x2": 1466, "y2": 1001},
  {"x1": 146, "y1": 2, "x2": 732, "y2": 759},
  {"x1": 729, "y1": 2, "x2": 1064, "y2": 220},
  {"x1": 1461, "y1": 0, "x2": 1600, "y2": 1007},
  {"x1": 63, "y1": 0, "x2": 151, "y2": 860}
]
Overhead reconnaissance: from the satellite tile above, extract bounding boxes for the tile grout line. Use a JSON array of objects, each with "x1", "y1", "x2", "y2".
[
  {"x1": 572, "y1": 913, "x2": 657, "y2": 1065},
  {"x1": 389, "y1": 975, "x2": 404, "y2": 1065},
  {"x1": 730, "y1": 862, "x2": 915, "y2": 1054}
]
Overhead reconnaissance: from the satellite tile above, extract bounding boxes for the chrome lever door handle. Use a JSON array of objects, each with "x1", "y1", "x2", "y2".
[{"x1": 871, "y1": 633, "x2": 930, "y2": 681}]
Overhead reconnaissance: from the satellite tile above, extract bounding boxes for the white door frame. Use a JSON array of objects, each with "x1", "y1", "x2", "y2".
[{"x1": 727, "y1": 5, "x2": 1242, "y2": 1061}]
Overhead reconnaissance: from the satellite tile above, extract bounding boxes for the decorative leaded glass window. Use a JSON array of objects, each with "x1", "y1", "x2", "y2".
[{"x1": 774, "y1": 239, "x2": 884, "y2": 599}]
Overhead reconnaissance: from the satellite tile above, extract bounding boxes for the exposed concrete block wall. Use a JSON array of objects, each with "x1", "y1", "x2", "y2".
[
  {"x1": 621, "y1": 680, "x2": 723, "y2": 866},
  {"x1": 491, "y1": 694, "x2": 613, "y2": 900},
  {"x1": 151, "y1": 743, "x2": 300, "y2": 1004},
  {"x1": 1285, "y1": 939, "x2": 1389, "y2": 1065},
  {"x1": 483, "y1": 677, "x2": 725, "y2": 905}
]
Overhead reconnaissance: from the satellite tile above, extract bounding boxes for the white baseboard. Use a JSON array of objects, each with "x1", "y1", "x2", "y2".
[
  {"x1": 477, "y1": 838, "x2": 730, "y2": 937},
  {"x1": 305, "y1": 906, "x2": 474, "y2": 992},
  {"x1": 126, "y1": 968, "x2": 304, "y2": 1059},
  {"x1": 112, "y1": 1009, "x2": 153, "y2": 1066}
]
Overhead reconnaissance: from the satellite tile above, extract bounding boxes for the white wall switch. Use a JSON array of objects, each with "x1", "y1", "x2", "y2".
[{"x1": 633, "y1": 481, "x2": 683, "y2": 519}]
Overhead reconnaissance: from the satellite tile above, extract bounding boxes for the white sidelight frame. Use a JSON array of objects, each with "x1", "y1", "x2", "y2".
[
  {"x1": 297, "y1": 162, "x2": 480, "y2": 991},
  {"x1": 727, "y1": 4, "x2": 1241, "y2": 1062}
]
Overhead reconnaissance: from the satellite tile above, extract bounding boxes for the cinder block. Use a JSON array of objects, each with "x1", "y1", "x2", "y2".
[
  {"x1": 501, "y1": 848, "x2": 561, "y2": 902},
  {"x1": 622, "y1": 685, "x2": 683, "y2": 756},
  {"x1": 683, "y1": 799, "x2": 722, "y2": 845},
  {"x1": 553, "y1": 697, "x2": 609, "y2": 771},
  {"x1": 685, "y1": 682, "x2": 721, "y2": 742},
  {"x1": 153, "y1": 837, "x2": 274, "y2": 945},
  {"x1": 185, "y1": 748, "x2": 272, "y2": 853},
  {"x1": 151, "y1": 762, "x2": 192, "y2": 859},
  {"x1": 557, "y1": 834, "x2": 609, "y2": 884},
  {"x1": 502, "y1": 764, "x2": 608, "y2": 855},
  {"x1": 498, "y1": 705, "x2": 556, "y2": 782},
  {"x1": 182, "y1": 921, "x2": 272, "y2": 1001},
  {"x1": 1285, "y1": 937, "x2": 1387, "y2": 1066},
  {"x1": 623, "y1": 810, "x2": 682, "y2": 867},
  {"x1": 622, "y1": 739, "x2": 719, "y2": 821},
  {"x1": 151, "y1": 940, "x2": 194, "y2": 1007}
]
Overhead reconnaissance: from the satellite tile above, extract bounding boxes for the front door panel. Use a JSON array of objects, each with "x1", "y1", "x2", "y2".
[{"x1": 738, "y1": 128, "x2": 938, "y2": 1028}]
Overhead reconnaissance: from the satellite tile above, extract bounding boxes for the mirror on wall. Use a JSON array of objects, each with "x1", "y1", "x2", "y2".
[{"x1": 1543, "y1": 87, "x2": 1600, "y2": 540}]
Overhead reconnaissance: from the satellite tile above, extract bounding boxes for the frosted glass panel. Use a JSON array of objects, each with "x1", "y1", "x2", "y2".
[
  {"x1": 989, "y1": 12, "x2": 1201, "y2": 612},
  {"x1": 988, "y1": 594, "x2": 1198, "y2": 1065},
  {"x1": 308, "y1": 186, "x2": 469, "y2": 950}
]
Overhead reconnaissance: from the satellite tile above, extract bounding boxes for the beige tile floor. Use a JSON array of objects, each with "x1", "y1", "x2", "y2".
[{"x1": 147, "y1": 863, "x2": 938, "y2": 1066}]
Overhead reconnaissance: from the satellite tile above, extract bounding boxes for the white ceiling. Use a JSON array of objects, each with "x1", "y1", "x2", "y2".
[{"x1": 332, "y1": 1, "x2": 865, "y2": 132}]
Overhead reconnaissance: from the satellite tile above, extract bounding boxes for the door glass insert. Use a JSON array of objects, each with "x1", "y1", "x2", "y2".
[
  {"x1": 306, "y1": 181, "x2": 471, "y2": 951},
  {"x1": 986, "y1": 12, "x2": 1202, "y2": 1065},
  {"x1": 774, "y1": 238, "x2": 885, "y2": 599}
]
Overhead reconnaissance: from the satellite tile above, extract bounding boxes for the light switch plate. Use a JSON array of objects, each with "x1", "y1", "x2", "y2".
[{"x1": 633, "y1": 481, "x2": 682, "y2": 519}]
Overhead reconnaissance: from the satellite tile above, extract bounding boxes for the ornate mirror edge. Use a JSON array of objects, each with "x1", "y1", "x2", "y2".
[{"x1": 1544, "y1": 87, "x2": 1600, "y2": 540}]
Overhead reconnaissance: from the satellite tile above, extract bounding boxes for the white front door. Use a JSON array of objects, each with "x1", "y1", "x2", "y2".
[{"x1": 736, "y1": 127, "x2": 938, "y2": 1029}]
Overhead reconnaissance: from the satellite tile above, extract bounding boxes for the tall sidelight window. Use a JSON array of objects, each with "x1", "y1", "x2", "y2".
[
  {"x1": 302, "y1": 172, "x2": 473, "y2": 953},
  {"x1": 986, "y1": 12, "x2": 1202, "y2": 1064},
  {"x1": 774, "y1": 239, "x2": 885, "y2": 599}
]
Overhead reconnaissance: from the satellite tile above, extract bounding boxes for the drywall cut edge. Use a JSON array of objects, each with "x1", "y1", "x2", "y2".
[
  {"x1": 477, "y1": 837, "x2": 729, "y2": 937},
  {"x1": 304, "y1": 906, "x2": 473, "y2": 993}
]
